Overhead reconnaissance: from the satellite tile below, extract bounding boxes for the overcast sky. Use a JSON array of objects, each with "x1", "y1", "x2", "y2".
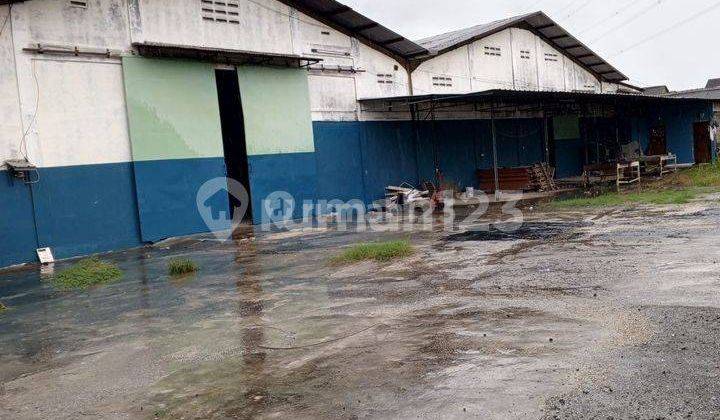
[{"x1": 341, "y1": 0, "x2": 720, "y2": 91}]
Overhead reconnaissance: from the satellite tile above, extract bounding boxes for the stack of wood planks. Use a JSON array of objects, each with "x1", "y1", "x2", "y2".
[
  {"x1": 477, "y1": 167, "x2": 534, "y2": 192},
  {"x1": 477, "y1": 164, "x2": 557, "y2": 193}
]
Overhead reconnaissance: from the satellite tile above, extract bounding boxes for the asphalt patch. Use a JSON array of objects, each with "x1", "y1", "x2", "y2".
[{"x1": 446, "y1": 221, "x2": 586, "y2": 242}]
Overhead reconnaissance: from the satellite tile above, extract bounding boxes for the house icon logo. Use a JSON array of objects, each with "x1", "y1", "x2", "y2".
[{"x1": 196, "y1": 177, "x2": 249, "y2": 241}]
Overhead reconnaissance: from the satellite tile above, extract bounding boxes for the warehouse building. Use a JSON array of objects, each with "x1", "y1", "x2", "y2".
[{"x1": 0, "y1": 0, "x2": 715, "y2": 268}]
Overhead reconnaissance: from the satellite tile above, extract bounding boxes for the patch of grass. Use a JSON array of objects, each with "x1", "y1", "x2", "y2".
[
  {"x1": 153, "y1": 408, "x2": 169, "y2": 419},
  {"x1": 549, "y1": 163, "x2": 720, "y2": 209},
  {"x1": 53, "y1": 257, "x2": 122, "y2": 290},
  {"x1": 331, "y1": 240, "x2": 414, "y2": 265},
  {"x1": 168, "y1": 258, "x2": 198, "y2": 276},
  {"x1": 551, "y1": 189, "x2": 696, "y2": 208},
  {"x1": 685, "y1": 162, "x2": 720, "y2": 188}
]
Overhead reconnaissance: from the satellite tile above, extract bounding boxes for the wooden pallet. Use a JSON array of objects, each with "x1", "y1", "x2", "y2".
[{"x1": 617, "y1": 161, "x2": 641, "y2": 192}]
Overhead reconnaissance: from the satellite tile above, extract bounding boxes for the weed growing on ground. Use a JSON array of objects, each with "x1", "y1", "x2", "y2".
[
  {"x1": 686, "y1": 162, "x2": 720, "y2": 187},
  {"x1": 168, "y1": 258, "x2": 198, "y2": 276},
  {"x1": 0, "y1": 302, "x2": 7, "y2": 312},
  {"x1": 552, "y1": 189, "x2": 696, "y2": 208},
  {"x1": 551, "y1": 164, "x2": 720, "y2": 208},
  {"x1": 53, "y1": 257, "x2": 122, "y2": 290},
  {"x1": 331, "y1": 240, "x2": 414, "y2": 264}
]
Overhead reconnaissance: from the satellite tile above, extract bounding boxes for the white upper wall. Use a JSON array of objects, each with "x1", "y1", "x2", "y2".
[
  {"x1": 0, "y1": 5, "x2": 23, "y2": 164},
  {"x1": 136, "y1": 0, "x2": 294, "y2": 54},
  {"x1": 0, "y1": 0, "x2": 410, "y2": 167},
  {"x1": 289, "y1": 11, "x2": 409, "y2": 120},
  {"x1": 0, "y1": 0, "x2": 634, "y2": 167},
  {"x1": 6, "y1": 0, "x2": 132, "y2": 168},
  {"x1": 413, "y1": 27, "x2": 616, "y2": 96},
  {"x1": 136, "y1": 0, "x2": 410, "y2": 120}
]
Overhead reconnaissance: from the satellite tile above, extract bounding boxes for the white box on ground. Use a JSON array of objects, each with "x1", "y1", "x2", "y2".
[{"x1": 36, "y1": 248, "x2": 55, "y2": 264}]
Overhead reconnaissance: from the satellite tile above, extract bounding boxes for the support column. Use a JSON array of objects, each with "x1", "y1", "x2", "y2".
[
  {"x1": 410, "y1": 103, "x2": 422, "y2": 186},
  {"x1": 490, "y1": 106, "x2": 500, "y2": 200},
  {"x1": 430, "y1": 104, "x2": 440, "y2": 185},
  {"x1": 543, "y1": 110, "x2": 550, "y2": 164}
]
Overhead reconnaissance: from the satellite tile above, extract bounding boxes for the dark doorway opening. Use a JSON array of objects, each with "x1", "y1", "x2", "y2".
[
  {"x1": 215, "y1": 69, "x2": 252, "y2": 222},
  {"x1": 693, "y1": 122, "x2": 712, "y2": 164},
  {"x1": 647, "y1": 125, "x2": 667, "y2": 156}
]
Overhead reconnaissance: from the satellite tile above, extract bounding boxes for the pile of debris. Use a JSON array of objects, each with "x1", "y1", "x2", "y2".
[
  {"x1": 530, "y1": 163, "x2": 557, "y2": 192},
  {"x1": 384, "y1": 184, "x2": 431, "y2": 210}
]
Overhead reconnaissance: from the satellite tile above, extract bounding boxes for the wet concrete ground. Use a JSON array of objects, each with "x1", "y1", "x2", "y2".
[{"x1": 2, "y1": 199, "x2": 720, "y2": 419}]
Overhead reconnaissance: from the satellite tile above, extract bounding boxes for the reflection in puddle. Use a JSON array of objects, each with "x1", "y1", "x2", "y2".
[{"x1": 2, "y1": 202, "x2": 711, "y2": 418}]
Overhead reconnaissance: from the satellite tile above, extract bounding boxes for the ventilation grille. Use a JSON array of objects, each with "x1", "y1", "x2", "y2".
[
  {"x1": 432, "y1": 76, "x2": 453, "y2": 87},
  {"x1": 484, "y1": 46, "x2": 501, "y2": 57},
  {"x1": 520, "y1": 49, "x2": 531, "y2": 59},
  {"x1": 201, "y1": 0, "x2": 240, "y2": 24},
  {"x1": 544, "y1": 53, "x2": 559, "y2": 62},
  {"x1": 377, "y1": 73, "x2": 394, "y2": 84}
]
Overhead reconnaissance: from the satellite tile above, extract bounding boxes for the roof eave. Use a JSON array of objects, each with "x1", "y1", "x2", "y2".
[
  {"x1": 276, "y1": 0, "x2": 428, "y2": 69},
  {"x1": 358, "y1": 89, "x2": 713, "y2": 106}
]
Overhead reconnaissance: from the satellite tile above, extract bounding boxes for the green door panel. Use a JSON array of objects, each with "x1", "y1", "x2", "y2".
[
  {"x1": 122, "y1": 57, "x2": 225, "y2": 161},
  {"x1": 237, "y1": 66, "x2": 314, "y2": 156}
]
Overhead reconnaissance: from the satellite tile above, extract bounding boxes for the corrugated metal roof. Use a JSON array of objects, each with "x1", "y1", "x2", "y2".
[
  {"x1": 278, "y1": 0, "x2": 429, "y2": 62},
  {"x1": 643, "y1": 85, "x2": 670, "y2": 96},
  {"x1": 416, "y1": 13, "x2": 535, "y2": 52},
  {"x1": 412, "y1": 11, "x2": 627, "y2": 83},
  {"x1": 706, "y1": 78, "x2": 720, "y2": 89},
  {"x1": 358, "y1": 88, "x2": 709, "y2": 105},
  {"x1": 666, "y1": 87, "x2": 720, "y2": 100}
]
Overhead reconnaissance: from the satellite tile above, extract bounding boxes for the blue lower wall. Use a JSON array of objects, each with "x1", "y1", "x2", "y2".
[
  {"x1": 554, "y1": 138, "x2": 584, "y2": 178},
  {"x1": 248, "y1": 152, "x2": 317, "y2": 224},
  {"x1": 2, "y1": 158, "x2": 229, "y2": 268},
  {"x1": 133, "y1": 157, "x2": 229, "y2": 243},
  {"x1": 313, "y1": 122, "x2": 366, "y2": 203},
  {"x1": 632, "y1": 102, "x2": 714, "y2": 164},
  {"x1": 0, "y1": 171, "x2": 39, "y2": 268},
  {"x1": 312, "y1": 119, "x2": 545, "y2": 205},
  {"x1": 33, "y1": 163, "x2": 143, "y2": 259},
  {"x1": 0, "y1": 163, "x2": 143, "y2": 268},
  {"x1": 362, "y1": 121, "x2": 420, "y2": 201},
  {"x1": 432, "y1": 120, "x2": 482, "y2": 189},
  {"x1": 1, "y1": 104, "x2": 712, "y2": 268}
]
